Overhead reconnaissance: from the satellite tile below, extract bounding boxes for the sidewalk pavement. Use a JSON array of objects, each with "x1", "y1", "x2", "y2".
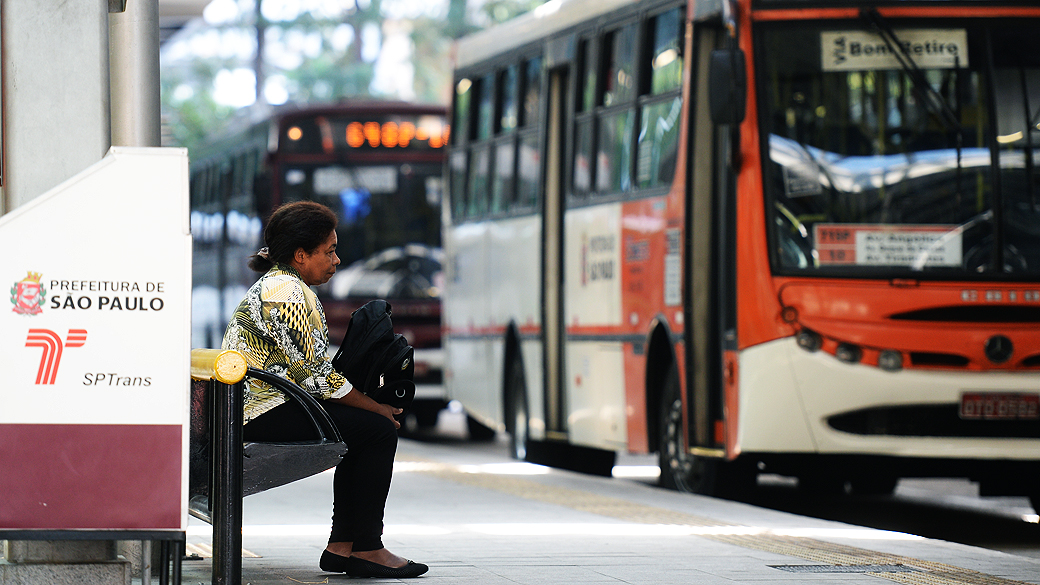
[{"x1": 180, "y1": 434, "x2": 1040, "y2": 585}]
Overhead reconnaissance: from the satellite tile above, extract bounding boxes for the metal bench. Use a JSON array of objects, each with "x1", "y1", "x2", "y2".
[{"x1": 189, "y1": 349, "x2": 347, "y2": 585}]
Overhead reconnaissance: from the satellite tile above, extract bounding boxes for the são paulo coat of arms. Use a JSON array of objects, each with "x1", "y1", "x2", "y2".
[{"x1": 10, "y1": 271, "x2": 46, "y2": 315}]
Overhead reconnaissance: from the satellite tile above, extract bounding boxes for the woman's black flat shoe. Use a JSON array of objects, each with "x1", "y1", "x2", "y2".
[
  {"x1": 319, "y1": 550, "x2": 352, "y2": 573},
  {"x1": 345, "y1": 556, "x2": 429, "y2": 578}
]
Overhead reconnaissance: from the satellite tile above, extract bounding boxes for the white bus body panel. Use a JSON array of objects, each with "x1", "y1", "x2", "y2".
[
  {"x1": 495, "y1": 215, "x2": 544, "y2": 440},
  {"x1": 444, "y1": 221, "x2": 495, "y2": 424},
  {"x1": 564, "y1": 204, "x2": 623, "y2": 327},
  {"x1": 562, "y1": 203, "x2": 627, "y2": 450},
  {"x1": 739, "y1": 338, "x2": 1040, "y2": 460},
  {"x1": 737, "y1": 338, "x2": 818, "y2": 453},
  {"x1": 444, "y1": 222, "x2": 491, "y2": 336},
  {"x1": 447, "y1": 338, "x2": 499, "y2": 427},
  {"x1": 489, "y1": 217, "x2": 542, "y2": 332},
  {"x1": 522, "y1": 337, "x2": 547, "y2": 440},
  {"x1": 566, "y1": 341, "x2": 628, "y2": 449},
  {"x1": 445, "y1": 214, "x2": 542, "y2": 436}
]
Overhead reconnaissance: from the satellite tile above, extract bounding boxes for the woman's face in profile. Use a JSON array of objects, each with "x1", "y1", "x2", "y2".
[{"x1": 294, "y1": 230, "x2": 340, "y2": 286}]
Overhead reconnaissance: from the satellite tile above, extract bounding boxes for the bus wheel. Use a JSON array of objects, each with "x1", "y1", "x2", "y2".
[
  {"x1": 506, "y1": 354, "x2": 529, "y2": 461},
  {"x1": 658, "y1": 368, "x2": 712, "y2": 494}
]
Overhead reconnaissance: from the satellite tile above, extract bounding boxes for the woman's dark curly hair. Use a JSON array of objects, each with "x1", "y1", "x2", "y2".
[{"x1": 248, "y1": 201, "x2": 338, "y2": 273}]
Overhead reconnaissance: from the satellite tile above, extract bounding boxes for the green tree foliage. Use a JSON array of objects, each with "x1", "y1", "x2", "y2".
[{"x1": 161, "y1": 0, "x2": 545, "y2": 152}]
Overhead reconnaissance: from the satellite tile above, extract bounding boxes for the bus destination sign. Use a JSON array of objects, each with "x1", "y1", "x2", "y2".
[
  {"x1": 821, "y1": 29, "x2": 969, "y2": 72},
  {"x1": 284, "y1": 115, "x2": 450, "y2": 154}
]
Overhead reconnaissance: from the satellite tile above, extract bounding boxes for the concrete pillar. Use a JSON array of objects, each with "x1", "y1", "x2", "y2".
[
  {"x1": 1, "y1": 3, "x2": 158, "y2": 584},
  {"x1": 0, "y1": 0, "x2": 111, "y2": 213},
  {"x1": 110, "y1": 0, "x2": 161, "y2": 147}
]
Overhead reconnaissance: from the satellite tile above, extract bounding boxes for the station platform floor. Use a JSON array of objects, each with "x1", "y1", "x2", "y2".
[{"x1": 180, "y1": 430, "x2": 1040, "y2": 585}]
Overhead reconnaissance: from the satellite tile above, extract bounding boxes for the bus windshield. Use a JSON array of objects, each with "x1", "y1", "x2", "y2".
[
  {"x1": 280, "y1": 162, "x2": 443, "y2": 285},
  {"x1": 759, "y1": 19, "x2": 1040, "y2": 278}
]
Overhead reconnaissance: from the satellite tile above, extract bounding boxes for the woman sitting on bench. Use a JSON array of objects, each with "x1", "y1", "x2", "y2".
[{"x1": 221, "y1": 201, "x2": 428, "y2": 578}]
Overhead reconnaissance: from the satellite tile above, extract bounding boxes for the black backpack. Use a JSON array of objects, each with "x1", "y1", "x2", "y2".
[{"x1": 331, "y1": 300, "x2": 415, "y2": 408}]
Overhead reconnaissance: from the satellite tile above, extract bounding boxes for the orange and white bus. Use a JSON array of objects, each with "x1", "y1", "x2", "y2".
[{"x1": 443, "y1": 0, "x2": 1040, "y2": 507}]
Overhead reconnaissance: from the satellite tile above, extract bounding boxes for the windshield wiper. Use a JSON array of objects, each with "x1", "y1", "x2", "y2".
[
  {"x1": 864, "y1": 9, "x2": 961, "y2": 132},
  {"x1": 863, "y1": 9, "x2": 967, "y2": 218}
]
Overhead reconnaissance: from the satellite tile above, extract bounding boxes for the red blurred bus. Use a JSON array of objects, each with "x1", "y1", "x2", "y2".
[
  {"x1": 190, "y1": 101, "x2": 450, "y2": 427},
  {"x1": 444, "y1": 0, "x2": 1040, "y2": 507}
]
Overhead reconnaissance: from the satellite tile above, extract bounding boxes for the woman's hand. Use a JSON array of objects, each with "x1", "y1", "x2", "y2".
[
  {"x1": 375, "y1": 403, "x2": 405, "y2": 429},
  {"x1": 332, "y1": 387, "x2": 404, "y2": 428}
]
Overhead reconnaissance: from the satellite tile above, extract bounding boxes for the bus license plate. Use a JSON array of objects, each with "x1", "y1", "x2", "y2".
[{"x1": 960, "y1": 392, "x2": 1040, "y2": 420}]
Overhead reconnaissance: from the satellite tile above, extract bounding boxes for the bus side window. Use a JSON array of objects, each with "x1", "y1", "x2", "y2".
[
  {"x1": 637, "y1": 8, "x2": 683, "y2": 189},
  {"x1": 467, "y1": 146, "x2": 490, "y2": 216},
  {"x1": 232, "y1": 152, "x2": 247, "y2": 198},
  {"x1": 603, "y1": 24, "x2": 637, "y2": 107},
  {"x1": 522, "y1": 57, "x2": 543, "y2": 128},
  {"x1": 452, "y1": 78, "x2": 473, "y2": 220},
  {"x1": 517, "y1": 56, "x2": 543, "y2": 211},
  {"x1": 190, "y1": 171, "x2": 204, "y2": 208},
  {"x1": 454, "y1": 78, "x2": 473, "y2": 145},
  {"x1": 252, "y1": 150, "x2": 271, "y2": 220},
  {"x1": 464, "y1": 74, "x2": 496, "y2": 217},
  {"x1": 492, "y1": 65, "x2": 520, "y2": 214},
  {"x1": 450, "y1": 150, "x2": 469, "y2": 221},
  {"x1": 595, "y1": 23, "x2": 638, "y2": 194},
  {"x1": 649, "y1": 8, "x2": 682, "y2": 95},
  {"x1": 580, "y1": 38, "x2": 598, "y2": 112},
  {"x1": 477, "y1": 73, "x2": 496, "y2": 141},
  {"x1": 500, "y1": 66, "x2": 519, "y2": 132},
  {"x1": 491, "y1": 139, "x2": 516, "y2": 213},
  {"x1": 206, "y1": 165, "x2": 220, "y2": 207},
  {"x1": 517, "y1": 133, "x2": 540, "y2": 210},
  {"x1": 573, "y1": 117, "x2": 594, "y2": 199},
  {"x1": 597, "y1": 109, "x2": 634, "y2": 192},
  {"x1": 240, "y1": 150, "x2": 255, "y2": 198},
  {"x1": 573, "y1": 38, "x2": 597, "y2": 200},
  {"x1": 253, "y1": 171, "x2": 271, "y2": 221}
]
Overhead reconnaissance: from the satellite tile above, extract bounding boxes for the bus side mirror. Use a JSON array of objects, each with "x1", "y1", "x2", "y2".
[{"x1": 709, "y1": 48, "x2": 747, "y2": 125}]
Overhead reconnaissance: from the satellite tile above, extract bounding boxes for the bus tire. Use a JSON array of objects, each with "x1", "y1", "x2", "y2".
[
  {"x1": 657, "y1": 368, "x2": 714, "y2": 493},
  {"x1": 506, "y1": 353, "x2": 529, "y2": 461},
  {"x1": 657, "y1": 367, "x2": 753, "y2": 496}
]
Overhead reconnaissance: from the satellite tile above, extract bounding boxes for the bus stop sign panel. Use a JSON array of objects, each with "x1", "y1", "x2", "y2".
[{"x1": 0, "y1": 147, "x2": 191, "y2": 531}]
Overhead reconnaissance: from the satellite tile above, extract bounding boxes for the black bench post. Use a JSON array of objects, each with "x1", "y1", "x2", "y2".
[
  {"x1": 190, "y1": 348, "x2": 347, "y2": 585},
  {"x1": 210, "y1": 378, "x2": 244, "y2": 585}
]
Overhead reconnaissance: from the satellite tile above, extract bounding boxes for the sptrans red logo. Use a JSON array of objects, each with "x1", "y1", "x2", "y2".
[
  {"x1": 25, "y1": 328, "x2": 87, "y2": 385},
  {"x1": 10, "y1": 271, "x2": 46, "y2": 315}
]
